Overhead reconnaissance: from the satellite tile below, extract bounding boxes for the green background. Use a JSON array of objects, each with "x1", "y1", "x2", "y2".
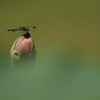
[{"x1": 0, "y1": 0, "x2": 100, "y2": 100}]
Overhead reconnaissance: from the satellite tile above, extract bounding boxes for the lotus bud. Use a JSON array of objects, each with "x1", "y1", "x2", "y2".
[{"x1": 10, "y1": 32, "x2": 36, "y2": 69}]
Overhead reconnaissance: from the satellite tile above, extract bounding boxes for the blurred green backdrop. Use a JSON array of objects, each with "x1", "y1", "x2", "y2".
[{"x1": 0, "y1": 0, "x2": 100, "y2": 100}]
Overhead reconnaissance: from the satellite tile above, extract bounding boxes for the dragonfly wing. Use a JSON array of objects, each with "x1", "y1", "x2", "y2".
[{"x1": 25, "y1": 26, "x2": 36, "y2": 30}]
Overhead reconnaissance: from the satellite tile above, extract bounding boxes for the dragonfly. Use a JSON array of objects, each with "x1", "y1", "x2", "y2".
[{"x1": 8, "y1": 26, "x2": 36, "y2": 33}]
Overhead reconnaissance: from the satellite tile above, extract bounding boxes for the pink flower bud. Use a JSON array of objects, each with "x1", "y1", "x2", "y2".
[{"x1": 10, "y1": 33, "x2": 36, "y2": 69}]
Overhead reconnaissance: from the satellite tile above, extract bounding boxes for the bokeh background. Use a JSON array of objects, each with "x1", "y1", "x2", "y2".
[{"x1": 0, "y1": 0, "x2": 100, "y2": 100}]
